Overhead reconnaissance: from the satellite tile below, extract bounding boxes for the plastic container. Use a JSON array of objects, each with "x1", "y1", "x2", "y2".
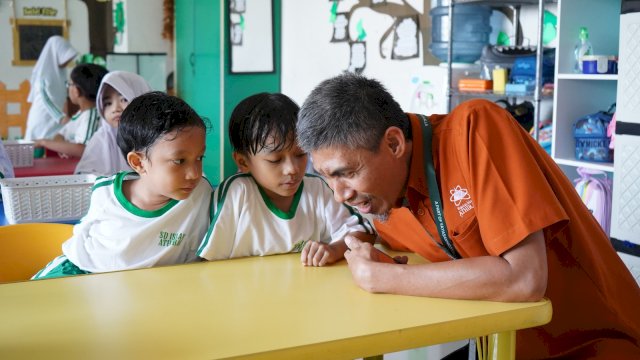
[
  {"x1": 608, "y1": 56, "x2": 618, "y2": 74},
  {"x1": 581, "y1": 55, "x2": 609, "y2": 74},
  {"x1": 3, "y1": 140, "x2": 34, "y2": 168},
  {"x1": 429, "y1": 4, "x2": 492, "y2": 63},
  {"x1": 0, "y1": 174, "x2": 96, "y2": 224},
  {"x1": 492, "y1": 67, "x2": 507, "y2": 93},
  {"x1": 574, "y1": 27, "x2": 593, "y2": 73}
]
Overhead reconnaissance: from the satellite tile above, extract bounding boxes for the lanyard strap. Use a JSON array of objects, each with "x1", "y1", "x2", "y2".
[{"x1": 417, "y1": 114, "x2": 461, "y2": 260}]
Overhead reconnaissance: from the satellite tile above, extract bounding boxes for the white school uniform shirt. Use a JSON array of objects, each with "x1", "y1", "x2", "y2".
[
  {"x1": 25, "y1": 36, "x2": 77, "y2": 140},
  {"x1": 63, "y1": 171, "x2": 214, "y2": 273},
  {"x1": 75, "y1": 71, "x2": 151, "y2": 176},
  {"x1": 58, "y1": 108, "x2": 100, "y2": 144},
  {"x1": 197, "y1": 173, "x2": 375, "y2": 260}
]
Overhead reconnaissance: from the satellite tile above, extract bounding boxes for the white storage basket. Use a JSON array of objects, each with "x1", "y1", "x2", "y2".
[
  {"x1": 3, "y1": 140, "x2": 35, "y2": 168},
  {"x1": 0, "y1": 174, "x2": 96, "y2": 224}
]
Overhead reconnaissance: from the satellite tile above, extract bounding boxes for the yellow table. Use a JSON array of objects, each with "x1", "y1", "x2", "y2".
[{"x1": 0, "y1": 253, "x2": 551, "y2": 359}]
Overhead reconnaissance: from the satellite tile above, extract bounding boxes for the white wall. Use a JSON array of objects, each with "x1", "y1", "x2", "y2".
[
  {"x1": 113, "y1": 0, "x2": 169, "y2": 54},
  {"x1": 0, "y1": 0, "x2": 89, "y2": 88}
]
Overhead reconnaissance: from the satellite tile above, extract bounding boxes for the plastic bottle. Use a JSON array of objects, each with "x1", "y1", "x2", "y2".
[
  {"x1": 410, "y1": 80, "x2": 436, "y2": 115},
  {"x1": 574, "y1": 27, "x2": 593, "y2": 73}
]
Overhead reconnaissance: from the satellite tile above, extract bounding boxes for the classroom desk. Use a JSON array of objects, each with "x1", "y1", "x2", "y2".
[
  {"x1": 14, "y1": 157, "x2": 79, "y2": 177},
  {"x1": 0, "y1": 253, "x2": 552, "y2": 359}
]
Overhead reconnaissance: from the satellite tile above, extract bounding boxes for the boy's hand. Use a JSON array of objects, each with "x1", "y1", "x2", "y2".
[{"x1": 301, "y1": 241, "x2": 339, "y2": 267}]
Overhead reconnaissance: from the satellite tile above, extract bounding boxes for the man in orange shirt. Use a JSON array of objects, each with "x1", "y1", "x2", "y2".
[{"x1": 297, "y1": 73, "x2": 640, "y2": 359}]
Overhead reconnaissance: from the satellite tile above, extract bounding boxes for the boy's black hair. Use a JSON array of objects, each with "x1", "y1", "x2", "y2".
[
  {"x1": 117, "y1": 91, "x2": 209, "y2": 158},
  {"x1": 69, "y1": 64, "x2": 109, "y2": 101},
  {"x1": 229, "y1": 92, "x2": 300, "y2": 155}
]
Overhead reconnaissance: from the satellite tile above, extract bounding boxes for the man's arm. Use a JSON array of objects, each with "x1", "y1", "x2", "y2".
[{"x1": 344, "y1": 230, "x2": 548, "y2": 302}]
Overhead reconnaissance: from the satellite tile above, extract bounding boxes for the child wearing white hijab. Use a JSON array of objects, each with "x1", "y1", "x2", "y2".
[
  {"x1": 75, "y1": 71, "x2": 151, "y2": 176},
  {"x1": 25, "y1": 36, "x2": 78, "y2": 140}
]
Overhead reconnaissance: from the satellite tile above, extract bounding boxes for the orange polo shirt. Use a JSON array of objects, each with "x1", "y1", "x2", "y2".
[{"x1": 375, "y1": 99, "x2": 640, "y2": 359}]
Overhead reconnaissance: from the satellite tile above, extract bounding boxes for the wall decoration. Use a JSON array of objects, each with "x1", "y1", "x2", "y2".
[
  {"x1": 391, "y1": 15, "x2": 419, "y2": 60},
  {"x1": 229, "y1": 0, "x2": 274, "y2": 73},
  {"x1": 348, "y1": 41, "x2": 366, "y2": 74}
]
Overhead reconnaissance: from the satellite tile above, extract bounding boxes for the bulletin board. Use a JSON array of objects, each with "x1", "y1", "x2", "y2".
[{"x1": 11, "y1": 18, "x2": 68, "y2": 66}]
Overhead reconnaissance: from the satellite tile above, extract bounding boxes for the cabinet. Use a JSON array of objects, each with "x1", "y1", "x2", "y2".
[
  {"x1": 445, "y1": 0, "x2": 550, "y2": 141},
  {"x1": 551, "y1": 0, "x2": 620, "y2": 173},
  {"x1": 611, "y1": 11, "x2": 640, "y2": 244}
]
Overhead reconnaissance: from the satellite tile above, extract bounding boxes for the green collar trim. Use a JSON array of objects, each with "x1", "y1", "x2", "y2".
[
  {"x1": 256, "y1": 177, "x2": 304, "y2": 220},
  {"x1": 114, "y1": 171, "x2": 179, "y2": 218}
]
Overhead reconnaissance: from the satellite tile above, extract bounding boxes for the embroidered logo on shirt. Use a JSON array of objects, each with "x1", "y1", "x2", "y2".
[
  {"x1": 449, "y1": 185, "x2": 474, "y2": 217},
  {"x1": 158, "y1": 231, "x2": 185, "y2": 247},
  {"x1": 292, "y1": 239, "x2": 309, "y2": 253}
]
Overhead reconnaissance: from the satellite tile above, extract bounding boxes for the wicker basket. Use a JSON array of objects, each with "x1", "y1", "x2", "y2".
[
  {"x1": 4, "y1": 140, "x2": 34, "y2": 168},
  {"x1": 0, "y1": 174, "x2": 96, "y2": 224}
]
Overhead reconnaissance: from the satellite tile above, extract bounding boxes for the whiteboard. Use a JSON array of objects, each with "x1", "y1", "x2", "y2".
[{"x1": 282, "y1": 0, "x2": 430, "y2": 111}]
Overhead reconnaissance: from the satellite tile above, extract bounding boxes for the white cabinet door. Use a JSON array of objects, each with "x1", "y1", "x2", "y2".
[
  {"x1": 616, "y1": 12, "x2": 640, "y2": 125},
  {"x1": 612, "y1": 13, "x2": 640, "y2": 243}
]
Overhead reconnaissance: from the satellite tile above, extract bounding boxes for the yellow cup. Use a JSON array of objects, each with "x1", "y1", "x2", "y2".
[{"x1": 492, "y1": 67, "x2": 507, "y2": 93}]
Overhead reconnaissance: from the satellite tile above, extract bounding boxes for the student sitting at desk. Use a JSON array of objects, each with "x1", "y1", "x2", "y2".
[
  {"x1": 197, "y1": 93, "x2": 375, "y2": 266},
  {"x1": 33, "y1": 92, "x2": 213, "y2": 279},
  {"x1": 35, "y1": 64, "x2": 108, "y2": 158},
  {"x1": 75, "y1": 71, "x2": 151, "y2": 176}
]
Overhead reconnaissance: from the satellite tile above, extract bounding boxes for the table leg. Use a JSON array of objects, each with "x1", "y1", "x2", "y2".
[{"x1": 488, "y1": 331, "x2": 515, "y2": 360}]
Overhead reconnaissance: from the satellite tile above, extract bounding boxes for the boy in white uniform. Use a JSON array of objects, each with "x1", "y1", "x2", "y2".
[
  {"x1": 35, "y1": 64, "x2": 108, "y2": 158},
  {"x1": 34, "y1": 92, "x2": 213, "y2": 278},
  {"x1": 197, "y1": 93, "x2": 375, "y2": 266}
]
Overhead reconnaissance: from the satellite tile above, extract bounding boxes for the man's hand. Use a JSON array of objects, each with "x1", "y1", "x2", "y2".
[{"x1": 344, "y1": 235, "x2": 406, "y2": 292}]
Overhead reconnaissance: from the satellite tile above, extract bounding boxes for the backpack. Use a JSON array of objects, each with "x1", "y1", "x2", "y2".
[
  {"x1": 573, "y1": 105, "x2": 615, "y2": 162},
  {"x1": 574, "y1": 167, "x2": 612, "y2": 236}
]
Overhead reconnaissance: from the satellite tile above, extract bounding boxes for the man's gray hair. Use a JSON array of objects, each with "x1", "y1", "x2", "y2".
[{"x1": 297, "y1": 73, "x2": 410, "y2": 153}]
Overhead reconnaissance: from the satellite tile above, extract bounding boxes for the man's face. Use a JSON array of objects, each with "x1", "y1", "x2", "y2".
[{"x1": 311, "y1": 140, "x2": 406, "y2": 220}]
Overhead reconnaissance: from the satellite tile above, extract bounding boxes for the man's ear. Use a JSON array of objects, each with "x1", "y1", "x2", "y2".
[
  {"x1": 232, "y1": 152, "x2": 251, "y2": 173},
  {"x1": 383, "y1": 127, "x2": 406, "y2": 158},
  {"x1": 127, "y1": 151, "x2": 145, "y2": 174}
]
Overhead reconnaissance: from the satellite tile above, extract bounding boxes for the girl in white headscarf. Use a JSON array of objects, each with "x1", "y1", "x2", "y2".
[
  {"x1": 75, "y1": 71, "x2": 151, "y2": 176},
  {"x1": 25, "y1": 36, "x2": 78, "y2": 140}
]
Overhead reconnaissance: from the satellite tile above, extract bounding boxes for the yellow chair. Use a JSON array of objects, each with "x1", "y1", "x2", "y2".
[{"x1": 0, "y1": 223, "x2": 73, "y2": 283}]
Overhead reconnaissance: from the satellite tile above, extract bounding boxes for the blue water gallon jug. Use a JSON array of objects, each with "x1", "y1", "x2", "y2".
[{"x1": 429, "y1": 3, "x2": 492, "y2": 63}]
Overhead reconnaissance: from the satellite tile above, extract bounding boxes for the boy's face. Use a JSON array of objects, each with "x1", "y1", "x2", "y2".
[
  {"x1": 235, "y1": 136, "x2": 308, "y2": 202},
  {"x1": 137, "y1": 126, "x2": 206, "y2": 201},
  {"x1": 101, "y1": 85, "x2": 129, "y2": 128},
  {"x1": 67, "y1": 80, "x2": 80, "y2": 105}
]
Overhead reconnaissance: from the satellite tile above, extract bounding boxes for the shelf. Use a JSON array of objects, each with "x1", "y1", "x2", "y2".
[
  {"x1": 553, "y1": 157, "x2": 614, "y2": 172},
  {"x1": 452, "y1": 89, "x2": 553, "y2": 99},
  {"x1": 557, "y1": 73, "x2": 618, "y2": 81},
  {"x1": 452, "y1": 0, "x2": 557, "y2": 5}
]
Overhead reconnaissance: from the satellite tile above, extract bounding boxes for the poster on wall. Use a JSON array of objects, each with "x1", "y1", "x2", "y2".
[{"x1": 229, "y1": 0, "x2": 274, "y2": 73}]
